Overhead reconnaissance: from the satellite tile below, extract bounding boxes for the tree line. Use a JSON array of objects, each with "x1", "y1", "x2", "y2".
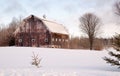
[
  {"x1": 0, "y1": 16, "x2": 112, "y2": 50},
  {"x1": 0, "y1": 17, "x2": 21, "y2": 46},
  {"x1": 0, "y1": 1, "x2": 119, "y2": 51}
]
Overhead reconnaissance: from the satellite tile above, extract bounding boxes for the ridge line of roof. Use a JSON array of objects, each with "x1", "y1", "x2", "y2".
[
  {"x1": 41, "y1": 19, "x2": 63, "y2": 25},
  {"x1": 26, "y1": 14, "x2": 63, "y2": 26},
  {"x1": 23, "y1": 14, "x2": 69, "y2": 35}
]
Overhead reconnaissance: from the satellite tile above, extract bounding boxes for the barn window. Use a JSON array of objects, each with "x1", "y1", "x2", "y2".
[
  {"x1": 45, "y1": 38, "x2": 48, "y2": 42},
  {"x1": 56, "y1": 38, "x2": 58, "y2": 41},
  {"x1": 66, "y1": 39, "x2": 68, "y2": 42},
  {"x1": 63, "y1": 39, "x2": 64, "y2": 42},
  {"x1": 59, "y1": 39, "x2": 61, "y2": 41},
  {"x1": 31, "y1": 39, "x2": 35, "y2": 42},
  {"x1": 52, "y1": 38, "x2": 54, "y2": 41},
  {"x1": 18, "y1": 39, "x2": 22, "y2": 43}
]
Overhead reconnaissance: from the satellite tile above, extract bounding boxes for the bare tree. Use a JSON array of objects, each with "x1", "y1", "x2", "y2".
[
  {"x1": 0, "y1": 17, "x2": 22, "y2": 46},
  {"x1": 114, "y1": 1, "x2": 120, "y2": 16},
  {"x1": 79, "y1": 13, "x2": 101, "y2": 50},
  {"x1": 31, "y1": 52, "x2": 42, "y2": 68}
]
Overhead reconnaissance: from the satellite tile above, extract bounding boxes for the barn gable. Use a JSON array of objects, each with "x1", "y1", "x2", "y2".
[{"x1": 14, "y1": 15, "x2": 47, "y2": 34}]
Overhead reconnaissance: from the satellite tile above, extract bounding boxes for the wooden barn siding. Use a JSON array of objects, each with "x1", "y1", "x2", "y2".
[
  {"x1": 15, "y1": 32, "x2": 69, "y2": 48},
  {"x1": 51, "y1": 33, "x2": 69, "y2": 48},
  {"x1": 15, "y1": 31, "x2": 51, "y2": 47},
  {"x1": 15, "y1": 16, "x2": 51, "y2": 47},
  {"x1": 15, "y1": 15, "x2": 69, "y2": 48}
]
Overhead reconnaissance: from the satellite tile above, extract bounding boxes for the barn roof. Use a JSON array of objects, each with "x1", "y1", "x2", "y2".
[
  {"x1": 42, "y1": 19, "x2": 68, "y2": 35},
  {"x1": 24, "y1": 15, "x2": 69, "y2": 35},
  {"x1": 39, "y1": 15, "x2": 69, "y2": 35}
]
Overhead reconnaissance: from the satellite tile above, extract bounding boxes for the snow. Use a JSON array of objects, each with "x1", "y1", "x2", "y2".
[
  {"x1": 42, "y1": 19, "x2": 69, "y2": 35},
  {"x1": 0, "y1": 47, "x2": 119, "y2": 76}
]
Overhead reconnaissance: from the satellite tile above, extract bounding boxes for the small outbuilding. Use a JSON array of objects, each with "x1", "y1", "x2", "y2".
[{"x1": 14, "y1": 15, "x2": 69, "y2": 48}]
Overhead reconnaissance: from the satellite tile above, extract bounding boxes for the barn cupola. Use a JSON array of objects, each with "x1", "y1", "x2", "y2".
[
  {"x1": 43, "y1": 14, "x2": 46, "y2": 19},
  {"x1": 30, "y1": 14, "x2": 35, "y2": 21}
]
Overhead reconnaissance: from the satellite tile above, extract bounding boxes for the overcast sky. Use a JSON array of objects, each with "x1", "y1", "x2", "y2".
[{"x1": 0, "y1": 0, "x2": 120, "y2": 38}]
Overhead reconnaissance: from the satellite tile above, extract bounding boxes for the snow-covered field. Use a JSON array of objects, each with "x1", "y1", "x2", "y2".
[{"x1": 0, "y1": 47, "x2": 119, "y2": 76}]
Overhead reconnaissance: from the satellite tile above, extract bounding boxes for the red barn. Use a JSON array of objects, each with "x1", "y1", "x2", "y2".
[{"x1": 14, "y1": 15, "x2": 69, "y2": 48}]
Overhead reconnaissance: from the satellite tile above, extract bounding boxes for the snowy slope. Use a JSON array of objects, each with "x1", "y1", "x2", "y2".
[{"x1": 0, "y1": 47, "x2": 119, "y2": 76}]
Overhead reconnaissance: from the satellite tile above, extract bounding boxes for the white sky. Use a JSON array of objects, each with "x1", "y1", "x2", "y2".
[{"x1": 0, "y1": 0, "x2": 120, "y2": 38}]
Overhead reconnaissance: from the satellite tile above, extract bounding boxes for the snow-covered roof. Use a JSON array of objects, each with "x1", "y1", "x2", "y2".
[
  {"x1": 14, "y1": 15, "x2": 69, "y2": 35},
  {"x1": 42, "y1": 19, "x2": 69, "y2": 35}
]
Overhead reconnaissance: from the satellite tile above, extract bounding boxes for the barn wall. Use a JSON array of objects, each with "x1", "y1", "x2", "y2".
[
  {"x1": 15, "y1": 15, "x2": 51, "y2": 47},
  {"x1": 51, "y1": 33, "x2": 69, "y2": 48},
  {"x1": 15, "y1": 32, "x2": 51, "y2": 47}
]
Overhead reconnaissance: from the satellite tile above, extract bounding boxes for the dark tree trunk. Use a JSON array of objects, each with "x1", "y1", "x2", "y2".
[{"x1": 89, "y1": 36, "x2": 94, "y2": 50}]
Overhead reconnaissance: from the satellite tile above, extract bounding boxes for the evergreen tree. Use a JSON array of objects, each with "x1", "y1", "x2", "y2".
[{"x1": 104, "y1": 34, "x2": 120, "y2": 68}]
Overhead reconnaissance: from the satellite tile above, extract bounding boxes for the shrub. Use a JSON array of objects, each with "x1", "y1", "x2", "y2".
[{"x1": 31, "y1": 52, "x2": 42, "y2": 68}]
